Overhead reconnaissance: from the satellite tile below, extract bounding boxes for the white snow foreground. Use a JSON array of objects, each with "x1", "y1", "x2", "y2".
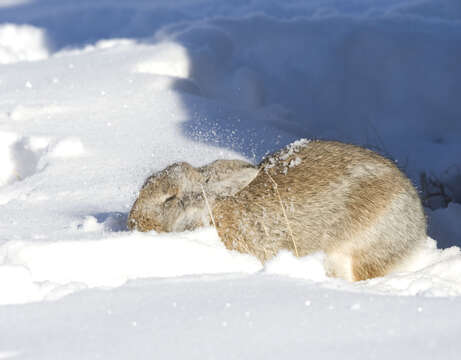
[
  {"x1": 1, "y1": 273, "x2": 460, "y2": 360},
  {"x1": 1, "y1": 0, "x2": 461, "y2": 358},
  {"x1": 1, "y1": 229, "x2": 461, "y2": 305},
  {"x1": 0, "y1": 32, "x2": 459, "y2": 304},
  {"x1": 0, "y1": 228, "x2": 262, "y2": 305}
]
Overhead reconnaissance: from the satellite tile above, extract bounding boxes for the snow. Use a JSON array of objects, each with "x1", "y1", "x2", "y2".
[
  {"x1": 265, "y1": 250, "x2": 328, "y2": 282},
  {"x1": 264, "y1": 138, "x2": 310, "y2": 171},
  {"x1": 265, "y1": 238, "x2": 461, "y2": 297},
  {"x1": 1, "y1": 274, "x2": 461, "y2": 360},
  {"x1": 0, "y1": 228, "x2": 261, "y2": 305},
  {"x1": 428, "y1": 203, "x2": 461, "y2": 249},
  {"x1": 0, "y1": 24, "x2": 49, "y2": 64},
  {"x1": 1, "y1": 0, "x2": 461, "y2": 358}
]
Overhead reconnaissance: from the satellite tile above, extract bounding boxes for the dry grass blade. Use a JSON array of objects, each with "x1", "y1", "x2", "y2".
[
  {"x1": 266, "y1": 172, "x2": 299, "y2": 257},
  {"x1": 201, "y1": 184, "x2": 217, "y2": 228}
]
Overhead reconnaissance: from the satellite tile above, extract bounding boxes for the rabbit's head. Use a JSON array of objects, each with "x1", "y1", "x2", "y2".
[
  {"x1": 127, "y1": 162, "x2": 207, "y2": 232},
  {"x1": 127, "y1": 160, "x2": 258, "y2": 233}
]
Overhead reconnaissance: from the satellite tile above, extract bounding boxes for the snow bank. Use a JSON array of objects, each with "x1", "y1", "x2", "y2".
[
  {"x1": 0, "y1": 24, "x2": 49, "y2": 64},
  {"x1": 155, "y1": 11, "x2": 461, "y2": 180},
  {"x1": 0, "y1": 228, "x2": 262, "y2": 305},
  {"x1": 0, "y1": 0, "x2": 460, "y2": 306},
  {"x1": 265, "y1": 238, "x2": 461, "y2": 297},
  {"x1": 0, "y1": 1, "x2": 460, "y2": 358},
  {"x1": 2, "y1": 227, "x2": 461, "y2": 305},
  {"x1": 134, "y1": 42, "x2": 190, "y2": 79},
  {"x1": 264, "y1": 250, "x2": 327, "y2": 282}
]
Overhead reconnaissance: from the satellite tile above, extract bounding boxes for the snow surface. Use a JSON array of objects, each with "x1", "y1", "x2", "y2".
[
  {"x1": 0, "y1": 23, "x2": 49, "y2": 64},
  {"x1": 1, "y1": 0, "x2": 461, "y2": 358}
]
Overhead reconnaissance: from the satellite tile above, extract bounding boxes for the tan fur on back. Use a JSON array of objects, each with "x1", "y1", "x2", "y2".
[
  {"x1": 128, "y1": 140, "x2": 427, "y2": 281},
  {"x1": 213, "y1": 141, "x2": 426, "y2": 281}
]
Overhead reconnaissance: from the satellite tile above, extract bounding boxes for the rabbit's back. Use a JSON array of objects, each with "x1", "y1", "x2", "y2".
[{"x1": 214, "y1": 140, "x2": 426, "y2": 280}]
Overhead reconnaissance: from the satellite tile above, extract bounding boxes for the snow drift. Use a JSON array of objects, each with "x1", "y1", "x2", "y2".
[
  {"x1": 0, "y1": 0, "x2": 460, "y2": 308},
  {"x1": 1, "y1": 1, "x2": 461, "y2": 359},
  {"x1": 0, "y1": 23, "x2": 49, "y2": 64}
]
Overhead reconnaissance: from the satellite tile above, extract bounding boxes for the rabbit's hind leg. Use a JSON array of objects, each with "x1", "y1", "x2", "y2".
[
  {"x1": 324, "y1": 251, "x2": 355, "y2": 282},
  {"x1": 351, "y1": 252, "x2": 389, "y2": 281}
]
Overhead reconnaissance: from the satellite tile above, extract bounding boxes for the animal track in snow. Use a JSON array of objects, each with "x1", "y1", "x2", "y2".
[
  {"x1": 0, "y1": 132, "x2": 85, "y2": 187},
  {"x1": 0, "y1": 132, "x2": 49, "y2": 187}
]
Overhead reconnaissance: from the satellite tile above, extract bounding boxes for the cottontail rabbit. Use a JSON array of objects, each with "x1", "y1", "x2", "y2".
[{"x1": 128, "y1": 140, "x2": 426, "y2": 281}]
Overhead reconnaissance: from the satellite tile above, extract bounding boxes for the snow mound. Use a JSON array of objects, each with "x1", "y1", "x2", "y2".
[
  {"x1": 0, "y1": 228, "x2": 262, "y2": 305},
  {"x1": 2, "y1": 225, "x2": 461, "y2": 305},
  {"x1": 0, "y1": 24, "x2": 49, "y2": 64},
  {"x1": 55, "y1": 38, "x2": 135, "y2": 57},
  {"x1": 264, "y1": 250, "x2": 327, "y2": 282},
  {"x1": 134, "y1": 42, "x2": 190, "y2": 79},
  {"x1": 0, "y1": 264, "x2": 84, "y2": 305},
  {"x1": 264, "y1": 237, "x2": 461, "y2": 297}
]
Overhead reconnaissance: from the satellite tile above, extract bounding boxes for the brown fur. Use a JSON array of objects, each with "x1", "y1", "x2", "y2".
[{"x1": 128, "y1": 140, "x2": 427, "y2": 281}]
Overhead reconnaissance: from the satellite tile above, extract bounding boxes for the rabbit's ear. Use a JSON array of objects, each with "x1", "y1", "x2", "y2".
[
  {"x1": 144, "y1": 162, "x2": 200, "y2": 191},
  {"x1": 200, "y1": 160, "x2": 258, "y2": 197},
  {"x1": 167, "y1": 162, "x2": 205, "y2": 191}
]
